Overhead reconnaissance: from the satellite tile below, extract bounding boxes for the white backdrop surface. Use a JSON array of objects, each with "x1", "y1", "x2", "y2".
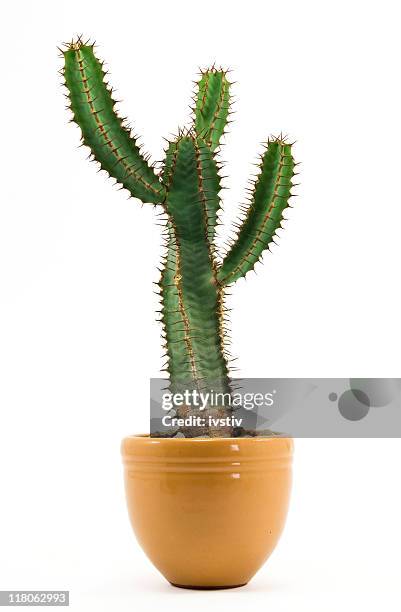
[{"x1": 1, "y1": 1, "x2": 400, "y2": 610}]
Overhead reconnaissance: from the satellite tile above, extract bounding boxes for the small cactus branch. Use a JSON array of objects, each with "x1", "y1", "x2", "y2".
[
  {"x1": 161, "y1": 136, "x2": 229, "y2": 394},
  {"x1": 194, "y1": 69, "x2": 231, "y2": 152},
  {"x1": 217, "y1": 139, "x2": 295, "y2": 285},
  {"x1": 63, "y1": 41, "x2": 165, "y2": 204}
]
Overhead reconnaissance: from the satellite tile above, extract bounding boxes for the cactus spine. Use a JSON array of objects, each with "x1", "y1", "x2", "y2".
[{"x1": 62, "y1": 38, "x2": 296, "y2": 437}]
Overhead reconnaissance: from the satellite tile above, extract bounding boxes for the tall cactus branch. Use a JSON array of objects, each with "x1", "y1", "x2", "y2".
[
  {"x1": 161, "y1": 136, "x2": 229, "y2": 395},
  {"x1": 159, "y1": 70, "x2": 232, "y2": 398}
]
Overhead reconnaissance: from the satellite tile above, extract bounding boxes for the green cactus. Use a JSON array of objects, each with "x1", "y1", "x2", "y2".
[{"x1": 61, "y1": 37, "x2": 297, "y2": 437}]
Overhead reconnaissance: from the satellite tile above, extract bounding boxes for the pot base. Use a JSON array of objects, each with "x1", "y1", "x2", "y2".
[{"x1": 171, "y1": 583, "x2": 247, "y2": 590}]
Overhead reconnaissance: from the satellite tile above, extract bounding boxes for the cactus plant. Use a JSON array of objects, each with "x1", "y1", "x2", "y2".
[{"x1": 61, "y1": 37, "x2": 297, "y2": 437}]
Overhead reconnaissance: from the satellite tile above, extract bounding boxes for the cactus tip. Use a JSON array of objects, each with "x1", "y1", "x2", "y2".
[{"x1": 61, "y1": 34, "x2": 93, "y2": 53}]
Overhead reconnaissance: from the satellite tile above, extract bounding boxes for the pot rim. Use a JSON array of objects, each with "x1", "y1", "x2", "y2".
[{"x1": 121, "y1": 434, "x2": 294, "y2": 462}]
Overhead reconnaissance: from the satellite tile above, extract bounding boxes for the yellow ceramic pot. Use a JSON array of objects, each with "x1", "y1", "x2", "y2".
[{"x1": 121, "y1": 435, "x2": 293, "y2": 589}]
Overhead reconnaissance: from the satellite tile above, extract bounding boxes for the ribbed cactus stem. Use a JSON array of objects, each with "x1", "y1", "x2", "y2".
[{"x1": 161, "y1": 136, "x2": 229, "y2": 395}]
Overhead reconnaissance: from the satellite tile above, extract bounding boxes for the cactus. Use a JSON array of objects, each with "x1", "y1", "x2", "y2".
[{"x1": 61, "y1": 37, "x2": 297, "y2": 437}]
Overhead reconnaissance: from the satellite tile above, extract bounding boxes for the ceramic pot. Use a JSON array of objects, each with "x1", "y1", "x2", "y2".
[{"x1": 121, "y1": 435, "x2": 293, "y2": 589}]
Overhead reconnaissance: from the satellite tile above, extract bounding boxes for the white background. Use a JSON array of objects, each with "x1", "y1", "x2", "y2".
[{"x1": 1, "y1": 0, "x2": 400, "y2": 610}]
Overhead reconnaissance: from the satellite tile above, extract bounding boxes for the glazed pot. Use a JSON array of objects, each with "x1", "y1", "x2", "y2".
[{"x1": 121, "y1": 435, "x2": 293, "y2": 589}]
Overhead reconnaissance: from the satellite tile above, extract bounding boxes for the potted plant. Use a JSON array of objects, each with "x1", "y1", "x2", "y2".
[{"x1": 62, "y1": 37, "x2": 295, "y2": 589}]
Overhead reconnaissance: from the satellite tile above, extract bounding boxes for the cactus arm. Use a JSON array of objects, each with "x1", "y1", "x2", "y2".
[
  {"x1": 194, "y1": 69, "x2": 231, "y2": 152},
  {"x1": 191, "y1": 72, "x2": 229, "y2": 246},
  {"x1": 160, "y1": 136, "x2": 229, "y2": 392},
  {"x1": 63, "y1": 41, "x2": 165, "y2": 204},
  {"x1": 217, "y1": 139, "x2": 295, "y2": 285}
]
